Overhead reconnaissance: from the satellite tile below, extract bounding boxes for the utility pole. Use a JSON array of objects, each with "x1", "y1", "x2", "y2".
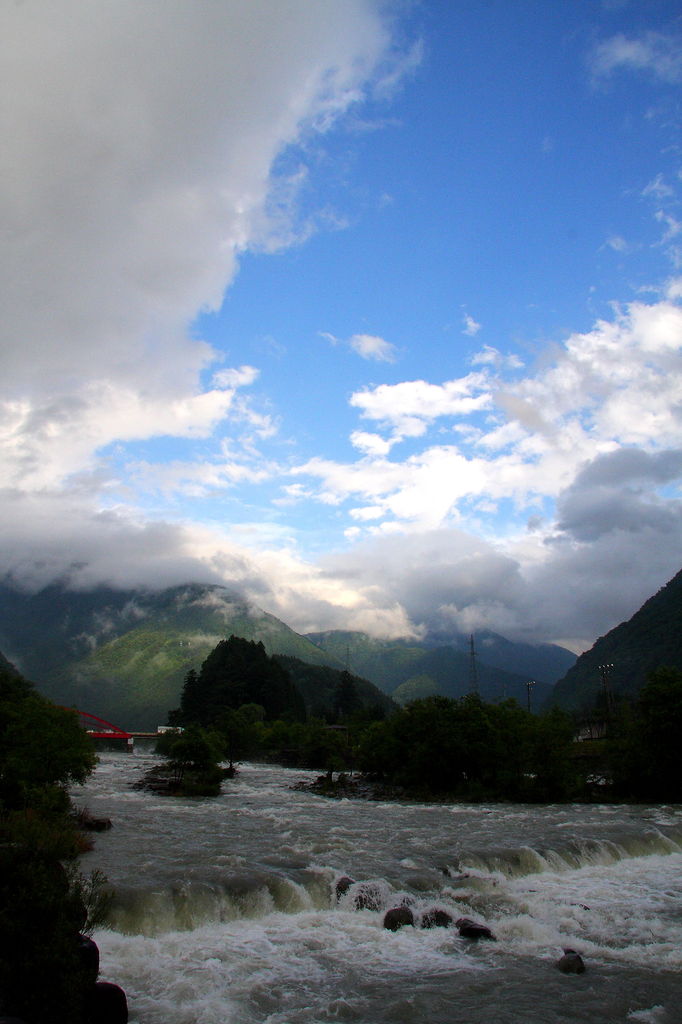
[
  {"x1": 469, "y1": 634, "x2": 479, "y2": 695},
  {"x1": 599, "y1": 663, "x2": 614, "y2": 717},
  {"x1": 526, "y1": 679, "x2": 535, "y2": 713}
]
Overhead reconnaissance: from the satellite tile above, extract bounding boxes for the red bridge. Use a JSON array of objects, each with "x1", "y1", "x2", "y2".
[{"x1": 72, "y1": 710, "x2": 135, "y2": 750}]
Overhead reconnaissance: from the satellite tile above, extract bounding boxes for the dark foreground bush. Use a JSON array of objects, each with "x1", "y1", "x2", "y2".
[{"x1": 0, "y1": 846, "x2": 88, "y2": 1023}]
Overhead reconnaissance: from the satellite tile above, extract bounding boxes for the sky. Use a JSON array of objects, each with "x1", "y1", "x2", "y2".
[{"x1": 2, "y1": 0, "x2": 682, "y2": 653}]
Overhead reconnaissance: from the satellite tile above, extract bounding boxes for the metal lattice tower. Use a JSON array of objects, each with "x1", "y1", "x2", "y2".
[{"x1": 469, "y1": 634, "x2": 479, "y2": 695}]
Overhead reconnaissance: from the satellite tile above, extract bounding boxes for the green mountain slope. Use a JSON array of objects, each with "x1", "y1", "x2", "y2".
[
  {"x1": 304, "y1": 631, "x2": 427, "y2": 693},
  {"x1": 306, "y1": 629, "x2": 560, "y2": 707},
  {"x1": 0, "y1": 579, "x2": 574, "y2": 729},
  {"x1": 274, "y1": 655, "x2": 395, "y2": 718},
  {"x1": 0, "y1": 582, "x2": 341, "y2": 729},
  {"x1": 550, "y1": 567, "x2": 682, "y2": 711}
]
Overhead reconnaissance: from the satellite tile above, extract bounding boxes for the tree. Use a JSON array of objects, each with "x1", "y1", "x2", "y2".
[
  {"x1": 1, "y1": 693, "x2": 96, "y2": 812},
  {"x1": 0, "y1": 664, "x2": 100, "y2": 1023},
  {"x1": 357, "y1": 694, "x2": 578, "y2": 800},
  {"x1": 607, "y1": 666, "x2": 682, "y2": 800},
  {"x1": 155, "y1": 724, "x2": 224, "y2": 795},
  {"x1": 173, "y1": 635, "x2": 306, "y2": 725},
  {"x1": 526, "y1": 707, "x2": 578, "y2": 801},
  {"x1": 216, "y1": 704, "x2": 265, "y2": 769}
]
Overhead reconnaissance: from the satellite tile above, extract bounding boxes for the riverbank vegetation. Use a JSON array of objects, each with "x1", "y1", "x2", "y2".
[
  {"x1": 168, "y1": 636, "x2": 682, "y2": 804},
  {"x1": 0, "y1": 661, "x2": 117, "y2": 1023}
]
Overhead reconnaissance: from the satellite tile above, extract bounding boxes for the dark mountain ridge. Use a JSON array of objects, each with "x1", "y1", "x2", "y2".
[{"x1": 550, "y1": 566, "x2": 682, "y2": 711}]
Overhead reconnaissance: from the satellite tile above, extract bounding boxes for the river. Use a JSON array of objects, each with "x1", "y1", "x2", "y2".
[{"x1": 73, "y1": 751, "x2": 682, "y2": 1024}]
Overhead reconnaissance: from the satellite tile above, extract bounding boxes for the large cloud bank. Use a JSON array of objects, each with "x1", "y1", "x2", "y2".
[
  {"x1": 1, "y1": 4, "x2": 681, "y2": 653},
  {"x1": 1, "y1": 0, "x2": 390, "y2": 484}
]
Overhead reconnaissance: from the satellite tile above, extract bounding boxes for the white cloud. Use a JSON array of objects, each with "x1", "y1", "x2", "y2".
[
  {"x1": 212, "y1": 366, "x2": 260, "y2": 389},
  {"x1": 643, "y1": 174, "x2": 675, "y2": 200},
  {"x1": 0, "y1": 0, "x2": 393, "y2": 473},
  {"x1": 470, "y1": 345, "x2": 524, "y2": 370},
  {"x1": 349, "y1": 374, "x2": 491, "y2": 442},
  {"x1": 590, "y1": 31, "x2": 682, "y2": 83},
  {"x1": 0, "y1": 373, "x2": 261, "y2": 491},
  {"x1": 462, "y1": 313, "x2": 482, "y2": 336},
  {"x1": 291, "y1": 294, "x2": 682, "y2": 647},
  {"x1": 321, "y1": 330, "x2": 398, "y2": 362},
  {"x1": 350, "y1": 431, "x2": 395, "y2": 456},
  {"x1": 127, "y1": 455, "x2": 274, "y2": 500},
  {"x1": 605, "y1": 235, "x2": 630, "y2": 253},
  {"x1": 349, "y1": 333, "x2": 398, "y2": 362}
]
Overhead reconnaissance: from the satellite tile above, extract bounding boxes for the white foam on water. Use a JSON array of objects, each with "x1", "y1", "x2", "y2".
[
  {"x1": 95, "y1": 907, "x2": 490, "y2": 1024},
  {"x1": 496, "y1": 851, "x2": 682, "y2": 969},
  {"x1": 627, "y1": 1007, "x2": 667, "y2": 1023},
  {"x1": 77, "y1": 757, "x2": 682, "y2": 1021}
]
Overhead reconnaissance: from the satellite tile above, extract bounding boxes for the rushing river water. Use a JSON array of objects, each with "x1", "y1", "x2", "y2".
[{"x1": 73, "y1": 752, "x2": 682, "y2": 1024}]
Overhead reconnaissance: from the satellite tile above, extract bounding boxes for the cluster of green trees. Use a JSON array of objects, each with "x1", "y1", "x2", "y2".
[
  {"x1": 356, "y1": 666, "x2": 682, "y2": 802},
  {"x1": 162, "y1": 636, "x2": 383, "y2": 782},
  {"x1": 601, "y1": 666, "x2": 682, "y2": 802},
  {"x1": 168, "y1": 635, "x2": 682, "y2": 804},
  {"x1": 173, "y1": 636, "x2": 306, "y2": 725},
  {"x1": 0, "y1": 662, "x2": 107, "y2": 1023},
  {"x1": 166, "y1": 636, "x2": 574, "y2": 798},
  {"x1": 357, "y1": 694, "x2": 577, "y2": 801}
]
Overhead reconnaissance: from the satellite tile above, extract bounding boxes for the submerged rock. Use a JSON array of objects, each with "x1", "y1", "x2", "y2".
[
  {"x1": 420, "y1": 908, "x2": 453, "y2": 929},
  {"x1": 351, "y1": 882, "x2": 384, "y2": 912},
  {"x1": 456, "y1": 916, "x2": 496, "y2": 941},
  {"x1": 555, "y1": 949, "x2": 586, "y2": 974},
  {"x1": 383, "y1": 906, "x2": 415, "y2": 931}
]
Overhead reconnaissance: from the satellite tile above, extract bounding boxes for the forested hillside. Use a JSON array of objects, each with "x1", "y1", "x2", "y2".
[
  {"x1": 306, "y1": 629, "x2": 570, "y2": 707},
  {"x1": 0, "y1": 582, "x2": 343, "y2": 728},
  {"x1": 550, "y1": 567, "x2": 682, "y2": 711},
  {"x1": 0, "y1": 579, "x2": 574, "y2": 728}
]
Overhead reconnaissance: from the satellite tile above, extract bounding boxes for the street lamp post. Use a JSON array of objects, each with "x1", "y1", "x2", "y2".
[{"x1": 599, "y1": 663, "x2": 614, "y2": 717}]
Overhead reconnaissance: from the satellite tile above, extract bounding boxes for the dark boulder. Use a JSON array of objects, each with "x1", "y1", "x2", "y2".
[
  {"x1": 76, "y1": 934, "x2": 100, "y2": 986},
  {"x1": 86, "y1": 981, "x2": 128, "y2": 1024},
  {"x1": 420, "y1": 909, "x2": 453, "y2": 929},
  {"x1": 555, "y1": 949, "x2": 586, "y2": 974},
  {"x1": 335, "y1": 876, "x2": 354, "y2": 901},
  {"x1": 383, "y1": 906, "x2": 415, "y2": 931},
  {"x1": 456, "y1": 916, "x2": 496, "y2": 941}
]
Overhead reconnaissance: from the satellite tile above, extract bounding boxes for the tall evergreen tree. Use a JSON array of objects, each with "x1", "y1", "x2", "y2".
[{"x1": 174, "y1": 635, "x2": 305, "y2": 725}]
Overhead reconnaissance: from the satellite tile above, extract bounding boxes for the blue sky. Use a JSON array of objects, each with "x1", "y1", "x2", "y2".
[{"x1": 2, "y1": 1, "x2": 682, "y2": 651}]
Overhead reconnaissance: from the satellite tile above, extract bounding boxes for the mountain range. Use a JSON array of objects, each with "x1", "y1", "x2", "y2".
[
  {"x1": 0, "y1": 579, "x2": 574, "y2": 729},
  {"x1": 307, "y1": 630, "x2": 573, "y2": 708},
  {"x1": 1, "y1": 566, "x2": 679, "y2": 730}
]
